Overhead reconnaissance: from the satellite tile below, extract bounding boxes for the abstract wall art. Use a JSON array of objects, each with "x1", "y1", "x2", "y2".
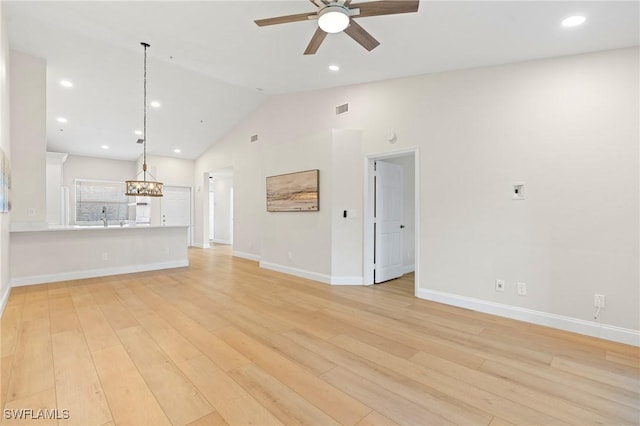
[{"x1": 266, "y1": 169, "x2": 319, "y2": 212}]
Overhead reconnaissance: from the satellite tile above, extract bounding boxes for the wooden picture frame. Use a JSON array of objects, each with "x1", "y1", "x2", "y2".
[{"x1": 266, "y1": 169, "x2": 319, "y2": 212}]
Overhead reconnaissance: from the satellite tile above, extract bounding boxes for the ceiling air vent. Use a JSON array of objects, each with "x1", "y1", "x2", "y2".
[
  {"x1": 250, "y1": 134, "x2": 258, "y2": 143},
  {"x1": 336, "y1": 103, "x2": 349, "y2": 115}
]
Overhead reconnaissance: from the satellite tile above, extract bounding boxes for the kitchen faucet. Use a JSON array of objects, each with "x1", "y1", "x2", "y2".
[{"x1": 101, "y1": 206, "x2": 108, "y2": 227}]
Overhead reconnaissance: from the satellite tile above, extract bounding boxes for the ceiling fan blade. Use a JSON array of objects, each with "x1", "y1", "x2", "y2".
[
  {"x1": 304, "y1": 27, "x2": 328, "y2": 55},
  {"x1": 255, "y1": 11, "x2": 317, "y2": 27},
  {"x1": 344, "y1": 19, "x2": 380, "y2": 51},
  {"x1": 310, "y1": 0, "x2": 328, "y2": 6},
  {"x1": 353, "y1": 1, "x2": 419, "y2": 18}
]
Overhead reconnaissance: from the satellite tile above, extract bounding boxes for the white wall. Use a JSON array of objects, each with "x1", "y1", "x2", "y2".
[
  {"x1": 0, "y1": 2, "x2": 11, "y2": 311},
  {"x1": 45, "y1": 152, "x2": 67, "y2": 225},
  {"x1": 195, "y1": 48, "x2": 639, "y2": 342},
  {"x1": 330, "y1": 129, "x2": 364, "y2": 282},
  {"x1": 146, "y1": 155, "x2": 195, "y2": 226},
  {"x1": 409, "y1": 50, "x2": 638, "y2": 333},
  {"x1": 416, "y1": 49, "x2": 638, "y2": 340},
  {"x1": 147, "y1": 155, "x2": 195, "y2": 187},
  {"x1": 259, "y1": 131, "x2": 333, "y2": 278},
  {"x1": 63, "y1": 154, "x2": 136, "y2": 224},
  {"x1": 10, "y1": 50, "x2": 46, "y2": 226},
  {"x1": 198, "y1": 128, "x2": 364, "y2": 283}
]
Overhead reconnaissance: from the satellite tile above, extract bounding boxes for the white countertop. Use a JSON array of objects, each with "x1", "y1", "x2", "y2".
[{"x1": 10, "y1": 223, "x2": 189, "y2": 233}]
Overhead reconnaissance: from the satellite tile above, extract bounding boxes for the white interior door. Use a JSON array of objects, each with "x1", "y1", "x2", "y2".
[
  {"x1": 161, "y1": 186, "x2": 192, "y2": 245},
  {"x1": 375, "y1": 161, "x2": 404, "y2": 283}
]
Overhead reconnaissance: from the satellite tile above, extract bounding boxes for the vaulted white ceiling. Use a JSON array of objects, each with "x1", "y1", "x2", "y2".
[{"x1": 5, "y1": 1, "x2": 639, "y2": 160}]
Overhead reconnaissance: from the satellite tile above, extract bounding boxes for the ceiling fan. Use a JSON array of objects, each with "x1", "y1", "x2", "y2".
[{"x1": 255, "y1": 0, "x2": 420, "y2": 55}]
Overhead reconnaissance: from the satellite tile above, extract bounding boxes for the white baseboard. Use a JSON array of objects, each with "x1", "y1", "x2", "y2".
[
  {"x1": 260, "y1": 261, "x2": 331, "y2": 284},
  {"x1": 0, "y1": 285, "x2": 11, "y2": 317},
  {"x1": 211, "y1": 238, "x2": 232, "y2": 245},
  {"x1": 233, "y1": 251, "x2": 260, "y2": 262},
  {"x1": 417, "y1": 288, "x2": 639, "y2": 347},
  {"x1": 402, "y1": 264, "x2": 416, "y2": 275},
  {"x1": 330, "y1": 276, "x2": 365, "y2": 285},
  {"x1": 10, "y1": 260, "x2": 189, "y2": 287},
  {"x1": 192, "y1": 242, "x2": 210, "y2": 249},
  {"x1": 259, "y1": 261, "x2": 364, "y2": 286}
]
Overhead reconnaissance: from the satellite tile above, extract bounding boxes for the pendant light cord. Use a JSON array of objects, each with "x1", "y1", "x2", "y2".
[
  {"x1": 125, "y1": 42, "x2": 162, "y2": 197},
  {"x1": 141, "y1": 42, "x2": 150, "y2": 181}
]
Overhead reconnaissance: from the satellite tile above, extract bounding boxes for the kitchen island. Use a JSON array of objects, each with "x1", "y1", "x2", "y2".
[{"x1": 10, "y1": 224, "x2": 189, "y2": 286}]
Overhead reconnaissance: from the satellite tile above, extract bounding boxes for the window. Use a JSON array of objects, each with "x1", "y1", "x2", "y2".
[{"x1": 75, "y1": 179, "x2": 131, "y2": 225}]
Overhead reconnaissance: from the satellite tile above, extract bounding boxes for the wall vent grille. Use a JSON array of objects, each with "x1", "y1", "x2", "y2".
[
  {"x1": 336, "y1": 103, "x2": 349, "y2": 115},
  {"x1": 250, "y1": 134, "x2": 258, "y2": 143}
]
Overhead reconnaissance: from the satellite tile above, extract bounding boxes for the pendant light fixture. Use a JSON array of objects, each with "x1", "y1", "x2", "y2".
[{"x1": 125, "y1": 42, "x2": 163, "y2": 197}]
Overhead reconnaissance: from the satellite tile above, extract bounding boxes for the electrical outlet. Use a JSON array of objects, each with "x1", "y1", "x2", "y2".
[
  {"x1": 495, "y1": 279, "x2": 505, "y2": 292},
  {"x1": 517, "y1": 282, "x2": 527, "y2": 296},
  {"x1": 101, "y1": 252, "x2": 109, "y2": 261},
  {"x1": 594, "y1": 294, "x2": 606, "y2": 308}
]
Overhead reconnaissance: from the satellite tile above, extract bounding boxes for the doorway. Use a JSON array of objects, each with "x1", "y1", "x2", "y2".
[
  {"x1": 208, "y1": 168, "x2": 234, "y2": 245},
  {"x1": 364, "y1": 148, "x2": 419, "y2": 295}
]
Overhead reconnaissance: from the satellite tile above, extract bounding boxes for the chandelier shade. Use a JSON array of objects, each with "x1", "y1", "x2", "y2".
[
  {"x1": 125, "y1": 176, "x2": 163, "y2": 197},
  {"x1": 125, "y1": 181, "x2": 163, "y2": 197},
  {"x1": 125, "y1": 42, "x2": 163, "y2": 197}
]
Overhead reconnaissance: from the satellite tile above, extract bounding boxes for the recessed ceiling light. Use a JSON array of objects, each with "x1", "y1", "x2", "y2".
[
  {"x1": 134, "y1": 130, "x2": 143, "y2": 135},
  {"x1": 56, "y1": 117, "x2": 68, "y2": 123},
  {"x1": 562, "y1": 15, "x2": 586, "y2": 27},
  {"x1": 329, "y1": 64, "x2": 340, "y2": 72},
  {"x1": 174, "y1": 148, "x2": 181, "y2": 153},
  {"x1": 101, "y1": 145, "x2": 109, "y2": 150},
  {"x1": 60, "y1": 80, "x2": 73, "y2": 88},
  {"x1": 150, "y1": 101, "x2": 161, "y2": 108}
]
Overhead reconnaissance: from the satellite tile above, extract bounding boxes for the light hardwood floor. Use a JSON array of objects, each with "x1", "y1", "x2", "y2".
[{"x1": 1, "y1": 245, "x2": 638, "y2": 425}]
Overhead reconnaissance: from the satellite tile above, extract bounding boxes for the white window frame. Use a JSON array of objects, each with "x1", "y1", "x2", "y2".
[{"x1": 74, "y1": 179, "x2": 132, "y2": 226}]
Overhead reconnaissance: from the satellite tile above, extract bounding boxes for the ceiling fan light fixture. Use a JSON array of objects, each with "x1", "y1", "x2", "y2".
[{"x1": 318, "y1": 5, "x2": 350, "y2": 33}]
